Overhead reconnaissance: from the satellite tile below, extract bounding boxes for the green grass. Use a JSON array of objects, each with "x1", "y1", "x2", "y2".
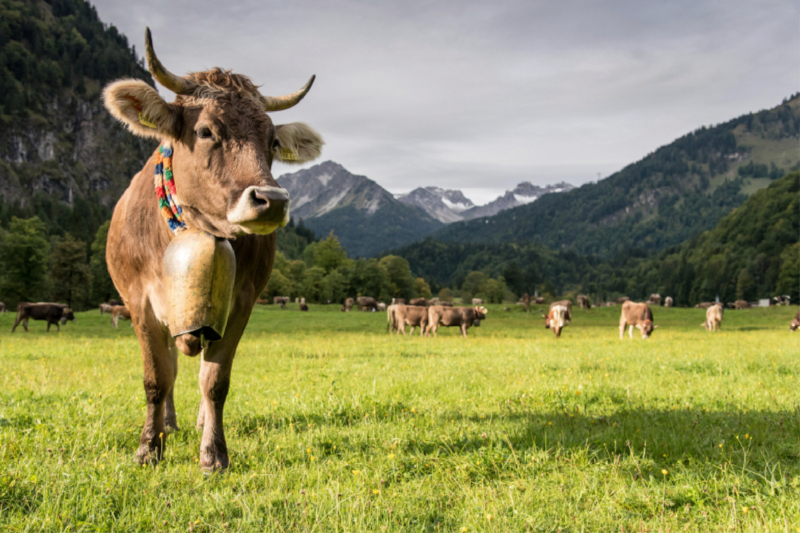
[{"x1": 1, "y1": 304, "x2": 798, "y2": 532}]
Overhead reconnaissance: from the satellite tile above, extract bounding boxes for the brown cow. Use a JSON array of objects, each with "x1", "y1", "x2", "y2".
[
  {"x1": 734, "y1": 300, "x2": 751, "y2": 310},
  {"x1": 357, "y1": 296, "x2": 379, "y2": 312},
  {"x1": 341, "y1": 297, "x2": 355, "y2": 312},
  {"x1": 546, "y1": 303, "x2": 571, "y2": 338},
  {"x1": 427, "y1": 305, "x2": 487, "y2": 338},
  {"x1": 273, "y1": 296, "x2": 289, "y2": 308},
  {"x1": 0, "y1": 301, "x2": 7, "y2": 313},
  {"x1": 703, "y1": 303, "x2": 723, "y2": 331},
  {"x1": 299, "y1": 302, "x2": 309, "y2": 312},
  {"x1": 101, "y1": 29, "x2": 323, "y2": 470},
  {"x1": 11, "y1": 303, "x2": 75, "y2": 332},
  {"x1": 409, "y1": 298, "x2": 427, "y2": 307},
  {"x1": 576, "y1": 294, "x2": 590, "y2": 309},
  {"x1": 100, "y1": 303, "x2": 113, "y2": 314},
  {"x1": 695, "y1": 302, "x2": 714, "y2": 309},
  {"x1": 616, "y1": 296, "x2": 630, "y2": 305},
  {"x1": 391, "y1": 298, "x2": 407, "y2": 305},
  {"x1": 619, "y1": 301, "x2": 656, "y2": 339},
  {"x1": 111, "y1": 305, "x2": 132, "y2": 327},
  {"x1": 544, "y1": 300, "x2": 572, "y2": 329},
  {"x1": 790, "y1": 310, "x2": 800, "y2": 331},
  {"x1": 390, "y1": 304, "x2": 428, "y2": 336}
]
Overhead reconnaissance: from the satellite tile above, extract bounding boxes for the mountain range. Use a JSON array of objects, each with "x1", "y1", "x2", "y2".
[
  {"x1": 277, "y1": 161, "x2": 574, "y2": 257},
  {"x1": 395, "y1": 181, "x2": 575, "y2": 223}
]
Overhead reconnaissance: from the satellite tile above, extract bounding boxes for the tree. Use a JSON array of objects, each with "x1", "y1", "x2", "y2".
[
  {"x1": 90, "y1": 220, "x2": 118, "y2": 304},
  {"x1": 349, "y1": 258, "x2": 389, "y2": 299},
  {"x1": 378, "y1": 255, "x2": 414, "y2": 300},
  {"x1": 412, "y1": 278, "x2": 432, "y2": 299},
  {"x1": 50, "y1": 233, "x2": 92, "y2": 309},
  {"x1": 264, "y1": 269, "x2": 293, "y2": 300},
  {"x1": 0, "y1": 217, "x2": 51, "y2": 306},
  {"x1": 300, "y1": 266, "x2": 325, "y2": 303},
  {"x1": 462, "y1": 271, "x2": 487, "y2": 297},
  {"x1": 304, "y1": 231, "x2": 348, "y2": 274},
  {"x1": 321, "y1": 269, "x2": 348, "y2": 304},
  {"x1": 438, "y1": 288, "x2": 453, "y2": 302}
]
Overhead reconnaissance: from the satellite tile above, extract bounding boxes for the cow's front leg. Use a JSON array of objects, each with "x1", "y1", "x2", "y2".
[
  {"x1": 619, "y1": 322, "x2": 625, "y2": 340},
  {"x1": 628, "y1": 325, "x2": 634, "y2": 339},
  {"x1": 134, "y1": 312, "x2": 175, "y2": 465}
]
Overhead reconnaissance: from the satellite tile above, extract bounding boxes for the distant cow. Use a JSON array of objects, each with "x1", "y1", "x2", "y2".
[
  {"x1": 533, "y1": 297, "x2": 545, "y2": 304},
  {"x1": 273, "y1": 296, "x2": 290, "y2": 308},
  {"x1": 390, "y1": 304, "x2": 429, "y2": 336},
  {"x1": 108, "y1": 299, "x2": 123, "y2": 306},
  {"x1": 619, "y1": 301, "x2": 655, "y2": 339},
  {"x1": 664, "y1": 296, "x2": 673, "y2": 308},
  {"x1": 427, "y1": 305, "x2": 487, "y2": 338},
  {"x1": 576, "y1": 294, "x2": 590, "y2": 309},
  {"x1": 790, "y1": 310, "x2": 800, "y2": 331},
  {"x1": 0, "y1": 302, "x2": 6, "y2": 313},
  {"x1": 377, "y1": 302, "x2": 386, "y2": 311},
  {"x1": 471, "y1": 298, "x2": 484, "y2": 305},
  {"x1": 647, "y1": 294, "x2": 662, "y2": 306},
  {"x1": 547, "y1": 304, "x2": 571, "y2": 338},
  {"x1": 545, "y1": 300, "x2": 572, "y2": 331},
  {"x1": 11, "y1": 303, "x2": 75, "y2": 332},
  {"x1": 111, "y1": 305, "x2": 132, "y2": 327},
  {"x1": 357, "y1": 296, "x2": 379, "y2": 312},
  {"x1": 773, "y1": 295, "x2": 791, "y2": 306},
  {"x1": 616, "y1": 296, "x2": 630, "y2": 305},
  {"x1": 695, "y1": 302, "x2": 714, "y2": 309},
  {"x1": 341, "y1": 297, "x2": 355, "y2": 312},
  {"x1": 703, "y1": 303, "x2": 723, "y2": 331},
  {"x1": 391, "y1": 298, "x2": 406, "y2": 305},
  {"x1": 100, "y1": 303, "x2": 113, "y2": 314},
  {"x1": 409, "y1": 298, "x2": 427, "y2": 307},
  {"x1": 734, "y1": 300, "x2": 751, "y2": 310}
]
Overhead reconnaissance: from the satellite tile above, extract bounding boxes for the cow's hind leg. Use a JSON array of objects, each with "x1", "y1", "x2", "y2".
[
  {"x1": 164, "y1": 344, "x2": 180, "y2": 433},
  {"x1": 628, "y1": 325, "x2": 634, "y2": 339}
]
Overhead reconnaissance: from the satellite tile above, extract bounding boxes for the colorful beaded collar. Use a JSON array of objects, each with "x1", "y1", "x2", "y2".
[{"x1": 153, "y1": 142, "x2": 186, "y2": 233}]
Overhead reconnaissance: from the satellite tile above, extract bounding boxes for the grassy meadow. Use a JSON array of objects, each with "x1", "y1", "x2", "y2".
[{"x1": 0, "y1": 303, "x2": 798, "y2": 532}]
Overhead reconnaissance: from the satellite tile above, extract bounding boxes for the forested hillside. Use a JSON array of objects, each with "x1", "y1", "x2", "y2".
[
  {"x1": 0, "y1": 0, "x2": 156, "y2": 245},
  {"x1": 433, "y1": 95, "x2": 800, "y2": 258},
  {"x1": 389, "y1": 171, "x2": 799, "y2": 306}
]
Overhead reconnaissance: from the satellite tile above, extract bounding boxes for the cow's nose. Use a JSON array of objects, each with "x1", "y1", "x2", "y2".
[{"x1": 246, "y1": 185, "x2": 289, "y2": 224}]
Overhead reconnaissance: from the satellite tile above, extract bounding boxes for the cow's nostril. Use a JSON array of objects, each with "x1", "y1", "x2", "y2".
[{"x1": 251, "y1": 190, "x2": 269, "y2": 206}]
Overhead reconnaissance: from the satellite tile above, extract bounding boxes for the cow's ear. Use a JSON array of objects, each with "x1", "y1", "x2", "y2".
[
  {"x1": 103, "y1": 79, "x2": 179, "y2": 139},
  {"x1": 273, "y1": 122, "x2": 324, "y2": 164}
]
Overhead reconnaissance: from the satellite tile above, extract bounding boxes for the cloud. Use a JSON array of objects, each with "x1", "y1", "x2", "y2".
[{"x1": 93, "y1": 0, "x2": 799, "y2": 203}]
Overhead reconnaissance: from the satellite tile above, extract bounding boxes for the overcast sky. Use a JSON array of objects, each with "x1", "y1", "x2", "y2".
[{"x1": 92, "y1": 0, "x2": 799, "y2": 205}]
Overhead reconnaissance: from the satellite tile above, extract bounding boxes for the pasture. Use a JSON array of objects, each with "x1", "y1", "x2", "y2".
[{"x1": 0, "y1": 304, "x2": 798, "y2": 532}]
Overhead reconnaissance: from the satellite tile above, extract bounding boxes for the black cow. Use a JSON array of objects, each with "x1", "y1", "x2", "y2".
[{"x1": 11, "y1": 303, "x2": 76, "y2": 332}]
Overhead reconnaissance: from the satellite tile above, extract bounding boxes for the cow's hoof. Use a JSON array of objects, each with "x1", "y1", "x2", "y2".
[
  {"x1": 164, "y1": 420, "x2": 180, "y2": 433},
  {"x1": 200, "y1": 450, "x2": 229, "y2": 472},
  {"x1": 135, "y1": 443, "x2": 163, "y2": 465}
]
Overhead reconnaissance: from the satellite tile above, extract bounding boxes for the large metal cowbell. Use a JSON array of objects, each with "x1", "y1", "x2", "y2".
[{"x1": 163, "y1": 228, "x2": 236, "y2": 342}]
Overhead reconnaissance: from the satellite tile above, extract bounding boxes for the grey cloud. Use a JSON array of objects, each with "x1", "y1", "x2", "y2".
[{"x1": 93, "y1": 0, "x2": 799, "y2": 204}]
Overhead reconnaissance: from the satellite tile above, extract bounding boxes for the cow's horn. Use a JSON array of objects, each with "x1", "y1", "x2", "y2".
[
  {"x1": 145, "y1": 27, "x2": 193, "y2": 94},
  {"x1": 261, "y1": 75, "x2": 315, "y2": 112}
]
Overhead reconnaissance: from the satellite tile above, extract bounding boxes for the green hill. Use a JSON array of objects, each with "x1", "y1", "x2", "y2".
[
  {"x1": 389, "y1": 171, "x2": 799, "y2": 305},
  {"x1": 432, "y1": 95, "x2": 800, "y2": 258},
  {"x1": 0, "y1": 0, "x2": 157, "y2": 244}
]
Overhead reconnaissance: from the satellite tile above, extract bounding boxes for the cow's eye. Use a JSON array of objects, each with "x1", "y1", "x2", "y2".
[{"x1": 196, "y1": 126, "x2": 214, "y2": 140}]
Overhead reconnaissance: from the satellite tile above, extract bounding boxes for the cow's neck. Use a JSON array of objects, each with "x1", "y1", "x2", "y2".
[{"x1": 154, "y1": 142, "x2": 187, "y2": 234}]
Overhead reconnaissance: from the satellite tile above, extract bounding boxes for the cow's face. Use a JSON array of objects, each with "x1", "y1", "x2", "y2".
[
  {"x1": 473, "y1": 306, "x2": 487, "y2": 326},
  {"x1": 791, "y1": 319, "x2": 799, "y2": 332},
  {"x1": 641, "y1": 319, "x2": 654, "y2": 338},
  {"x1": 61, "y1": 308, "x2": 75, "y2": 324},
  {"x1": 102, "y1": 31, "x2": 322, "y2": 239}
]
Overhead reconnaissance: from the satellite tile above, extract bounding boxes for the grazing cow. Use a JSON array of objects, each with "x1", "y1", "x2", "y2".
[
  {"x1": 544, "y1": 300, "x2": 572, "y2": 330},
  {"x1": 111, "y1": 305, "x2": 132, "y2": 327},
  {"x1": 341, "y1": 297, "x2": 355, "y2": 312},
  {"x1": 471, "y1": 298, "x2": 484, "y2": 305},
  {"x1": 703, "y1": 303, "x2": 723, "y2": 331},
  {"x1": 390, "y1": 304, "x2": 428, "y2": 336},
  {"x1": 694, "y1": 302, "x2": 714, "y2": 309},
  {"x1": 0, "y1": 302, "x2": 6, "y2": 313},
  {"x1": 427, "y1": 305, "x2": 487, "y2": 338},
  {"x1": 299, "y1": 302, "x2": 309, "y2": 312},
  {"x1": 11, "y1": 303, "x2": 75, "y2": 332},
  {"x1": 108, "y1": 299, "x2": 123, "y2": 306},
  {"x1": 101, "y1": 29, "x2": 323, "y2": 470},
  {"x1": 790, "y1": 310, "x2": 800, "y2": 331},
  {"x1": 273, "y1": 296, "x2": 289, "y2": 308},
  {"x1": 773, "y1": 295, "x2": 791, "y2": 306},
  {"x1": 576, "y1": 294, "x2": 590, "y2": 309},
  {"x1": 734, "y1": 300, "x2": 751, "y2": 310},
  {"x1": 547, "y1": 304, "x2": 570, "y2": 338},
  {"x1": 533, "y1": 297, "x2": 545, "y2": 304},
  {"x1": 377, "y1": 302, "x2": 386, "y2": 311},
  {"x1": 664, "y1": 296, "x2": 673, "y2": 308},
  {"x1": 616, "y1": 296, "x2": 630, "y2": 305},
  {"x1": 409, "y1": 298, "x2": 427, "y2": 307},
  {"x1": 357, "y1": 296, "x2": 379, "y2": 312},
  {"x1": 391, "y1": 298, "x2": 406, "y2": 305},
  {"x1": 647, "y1": 294, "x2": 662, "y2": 306},
  {"x1": 100, "y1": 303, "x2": 113, "y2": 314},
  {"x1": 619, "y1": 301, "x2": 656, "y2": 339}
]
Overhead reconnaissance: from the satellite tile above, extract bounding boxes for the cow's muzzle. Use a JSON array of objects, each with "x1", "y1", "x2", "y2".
[{"x1": 227, "y1": 186, "x2": 290, "y2": 234}]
